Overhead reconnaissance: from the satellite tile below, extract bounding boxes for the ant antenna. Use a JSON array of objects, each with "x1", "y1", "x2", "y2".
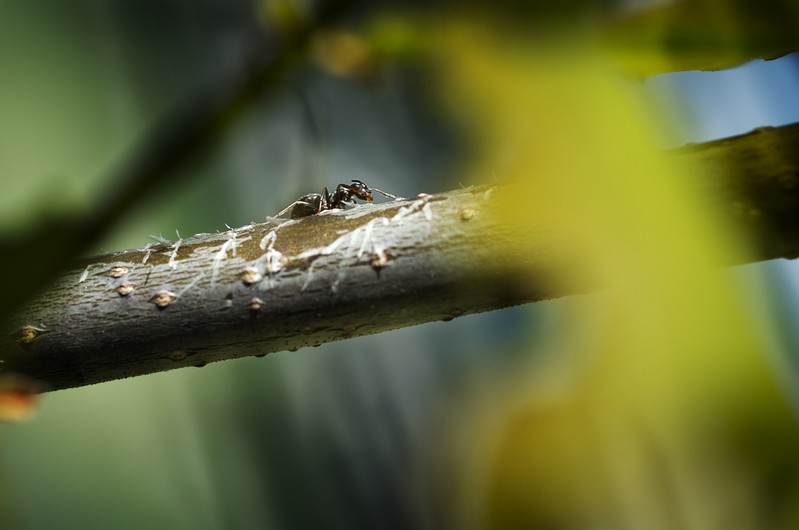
[{"x1": 372, "y1": 188, "x2": 403, "y2": 200}]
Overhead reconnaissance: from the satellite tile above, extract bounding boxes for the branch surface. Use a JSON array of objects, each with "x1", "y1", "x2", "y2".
[
  {"x1": 3, "y1": 188, "x2": 540, "y2": 391},
  {"x1": 2, "y1": 123, "x2": 799, "y2": 391}
]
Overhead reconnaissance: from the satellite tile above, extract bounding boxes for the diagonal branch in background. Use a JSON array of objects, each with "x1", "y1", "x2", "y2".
[
  {"x1": 0, "y1": 0, "x2": 362, "y2": 326},
  {"x1": 2, "y1": 123, "x2": 799, "y2": 392}
]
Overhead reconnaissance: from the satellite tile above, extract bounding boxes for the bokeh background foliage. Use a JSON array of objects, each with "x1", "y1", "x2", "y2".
[{"x1": 3, "y1": 0, "x2": 799, "y2": 528}]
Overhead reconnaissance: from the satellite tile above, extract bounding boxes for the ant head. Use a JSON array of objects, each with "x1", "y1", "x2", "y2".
[{"x1": 349, "y1": 179, "x2": 373, "y2": 202}]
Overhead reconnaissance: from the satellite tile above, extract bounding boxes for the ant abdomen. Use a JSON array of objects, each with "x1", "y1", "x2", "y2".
[{"x1": 289, "y1": 194, "x2": 324, "y2": 218}]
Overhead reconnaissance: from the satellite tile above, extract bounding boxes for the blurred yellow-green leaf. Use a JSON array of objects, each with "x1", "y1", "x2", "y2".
[{"x1": 422, "y1": 17, "x2": 799, "y2": 529}]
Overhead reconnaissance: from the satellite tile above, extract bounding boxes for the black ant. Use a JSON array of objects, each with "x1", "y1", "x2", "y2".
[{"x1": 277, "y1": 179, "x2": 400, "y2": 218}]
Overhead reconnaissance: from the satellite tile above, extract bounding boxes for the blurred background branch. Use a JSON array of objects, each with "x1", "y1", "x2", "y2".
[{"x1": 0, "y1": 0, "x2": 360, "y2": 326}]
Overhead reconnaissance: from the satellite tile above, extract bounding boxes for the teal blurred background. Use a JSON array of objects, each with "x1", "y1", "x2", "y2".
[{"x1": 3, "y1": 1, "x2": 799, "y2": 528}]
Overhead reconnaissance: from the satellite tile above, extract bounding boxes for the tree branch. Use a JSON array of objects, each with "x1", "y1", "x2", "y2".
[
  {"x1": 2, "y1": 187, "x2": 539, "y2": 391},
  {"x1": 2, "y1": 123, "x2": 799, "y2": 392},
  {"x1": 671, "y1": 123, "x2": 799, "y2": 261}
]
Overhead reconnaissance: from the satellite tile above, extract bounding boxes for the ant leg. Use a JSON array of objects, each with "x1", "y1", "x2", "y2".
[
  {"x1": 321, "y1": 186, "x2": 332, "y2": 212},
  {"x1": 275, "y1": 200, "x2": 300, "y2": 218},
  {"x1": 274, "y1": 199, "x2": 313, "y2": 218}
]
